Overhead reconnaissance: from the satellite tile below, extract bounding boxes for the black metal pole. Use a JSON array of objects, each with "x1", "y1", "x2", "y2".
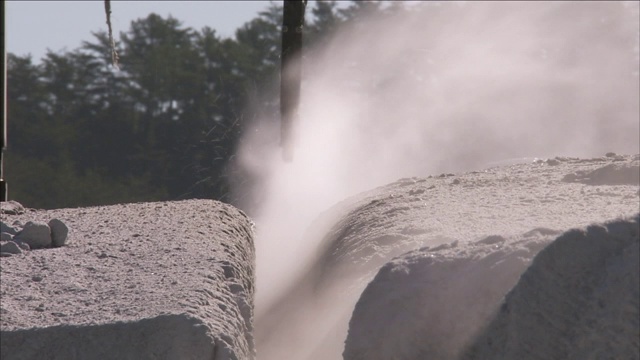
[
  {"x1": 281, "y1": 0, "x2": 306, "y2": 162},
  {"x1": 1, "y1": 0, "x2": 7, "y2": 201}
]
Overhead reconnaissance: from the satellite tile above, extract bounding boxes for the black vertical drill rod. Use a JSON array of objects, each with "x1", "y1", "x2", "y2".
[
  {"x1": 1, "y1": 0, "x2": 7, "y2": 201},
  {"x1": 281, "y1": 0, "x2": 306, "y2": 162}
]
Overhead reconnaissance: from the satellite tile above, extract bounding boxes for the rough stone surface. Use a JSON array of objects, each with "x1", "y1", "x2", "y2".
[
  {"x1": 48, "y1": 218, "x2": 69, "y2": 247},
  {"x1": 256, "y1": 155, "x2": 640, "y2": 360},
  {"x1": 462, "y1": 215, "x2": 640, "y2": 360},
  {"x1": 343, "y1": 215, "x2": 640, "y2": 360},
  {"x1": 0, "y1": 199, "x2": 256, "y2": 360},
  {"x1": 342, "y1": 230, "x2": 556, "y2": 360},
  {"x1": 14, "y1": 221, "x2": 52, "y2": 249}
]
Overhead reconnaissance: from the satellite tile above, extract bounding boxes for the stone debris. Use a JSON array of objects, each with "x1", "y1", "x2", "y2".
[
  {"x1": 16, "y1": 242, "x2": 30, "y2": 251},
  {"x1": 0, "y1": 201, "x2": 26, "y2": 215},
  {"x1": 48, "y1": 219, "x2": 69, "y2": 247},
  {"x1": 1, "y1": 222, "x2": 18, "y2": 235},
  {"x1": 14, "y1": 222, "x2": 52, "y2": 249},
  {"x1": 0, "y1": 242, "x2": 22, "y2": 255},
  {"x1": 0, "y1": 213, "x2": 69, "y2": 256}
]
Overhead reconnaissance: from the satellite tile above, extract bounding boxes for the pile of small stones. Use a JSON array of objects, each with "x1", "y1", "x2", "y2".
[{"x1": 1, "y1": 201, "x2": 69, "y2": 257}]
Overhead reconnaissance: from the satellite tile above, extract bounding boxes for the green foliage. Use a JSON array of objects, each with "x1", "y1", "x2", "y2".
[
  {"x1": 5, "y1": 152, "x2": 166, "y2": 209},
  {"x1": 4, "y1": 2, "x2": 356, "y2": 209},
  {"x1": 307, "y1": 0, "x2": 341, "y2": 46}
]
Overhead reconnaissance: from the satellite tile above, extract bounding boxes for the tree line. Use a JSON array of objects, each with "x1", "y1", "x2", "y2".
[
  {"x1": 6, "y1": 1, "x2": 404, "y2": 209},
  {"x1": 15, "y1": 1, "x2": 623, "y2": 210}
]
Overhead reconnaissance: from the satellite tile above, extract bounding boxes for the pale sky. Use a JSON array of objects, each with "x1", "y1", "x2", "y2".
[{"x1": 6, "y1": 1, "x2": 274, "y2": 63}]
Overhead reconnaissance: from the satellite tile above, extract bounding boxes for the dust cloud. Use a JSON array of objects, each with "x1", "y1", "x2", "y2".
[{"x1": 234, "y1": 1, "x2": 639, "y2": 358}]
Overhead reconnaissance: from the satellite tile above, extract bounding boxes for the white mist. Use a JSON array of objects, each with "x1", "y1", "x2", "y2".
[{"x1": 235, "y1": 2, "x2": 639, "y2": 359}]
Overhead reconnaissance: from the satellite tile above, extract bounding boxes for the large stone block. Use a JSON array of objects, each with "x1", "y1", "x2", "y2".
[
  {"x1": 343, "y1": 228, "x2": 558, "y2": 360},
  {"x1": 0, "y1": 200, "x2": 255, "y2": 360},
  {"x1": 343, "y1": 214, "x2": 639, "y2": 360},
  {"x1": 463, "y1": 214, "x2": 639, "y2": 360}
]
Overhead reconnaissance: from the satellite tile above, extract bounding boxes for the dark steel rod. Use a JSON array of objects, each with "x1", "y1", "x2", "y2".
[{"x1": 280, "y1": 0, "x2": 306, "y2": 161}]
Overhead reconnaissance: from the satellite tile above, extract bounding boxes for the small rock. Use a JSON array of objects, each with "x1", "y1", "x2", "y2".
[
  {"x1": 48, "y1": 219, "x2": 69, "y2": 247},
  {"x1": 477, "y1": 235, "x2": 507, "y2": 245},
  {"x1": 452, "y1": 179, "x2": 461, "y2": 185},
  {"x1": 546, "y1": 158, "x2": 561, "y2": 166},
  {"x1": 1, "y1": 232, "x2": 14, "y2": 242},
  {"x1": 14, "y1": 221, "x2": 52, "y2": 249},
  {"x1": 0, "y1": 241, "x2": 22, "y2": 255},
  {"x1": 1, "y1": 222, "x2": 18, "y2": 235},
  {"x1": 31, "y1": 275, "x2": 43, "y2": 282},
  {"x1": 605, "y1": 152, "x2": 617, "y2": 157},
  {"x1": 14, "y1": 241, "x2": 31, "y2": 251},
  {"x1": 0, "y1": 201, "x2": 26, "y2": 215}
]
